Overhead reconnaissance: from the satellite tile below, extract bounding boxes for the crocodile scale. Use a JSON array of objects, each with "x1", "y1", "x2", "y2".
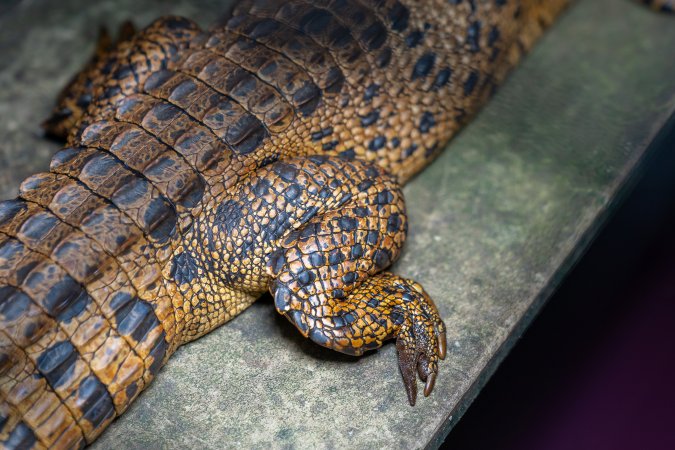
[{"x1": 0, "y1": 0, "x2": 671, "y2": 448}]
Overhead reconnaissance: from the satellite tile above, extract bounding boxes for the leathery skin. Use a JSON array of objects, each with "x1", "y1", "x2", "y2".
[{"x1": 2, "y1": 0, "x2": 669, "y2": 448}]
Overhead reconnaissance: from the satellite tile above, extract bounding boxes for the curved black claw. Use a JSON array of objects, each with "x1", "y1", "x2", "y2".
[{"x1": 394, "y1": 282, "x2": 447, "y2": 406}]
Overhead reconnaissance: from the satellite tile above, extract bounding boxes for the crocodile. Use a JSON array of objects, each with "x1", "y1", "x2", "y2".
[{"x1": 0, "y1": 0, "x2": 672, "y2": 448}]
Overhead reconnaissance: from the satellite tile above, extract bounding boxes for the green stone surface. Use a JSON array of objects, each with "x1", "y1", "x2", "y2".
[{"x1": 1, "y1": 1, "x2": 674, "y2": 448}]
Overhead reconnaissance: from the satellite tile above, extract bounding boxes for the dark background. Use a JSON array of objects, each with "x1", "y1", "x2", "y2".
[{"x1": 443, "y1": 116, "x2": 675, "y2": 450}]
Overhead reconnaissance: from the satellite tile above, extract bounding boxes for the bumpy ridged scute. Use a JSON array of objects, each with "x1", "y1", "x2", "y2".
[{"x1": 2, "y1": 0, "x2": 671, "y2": 448}]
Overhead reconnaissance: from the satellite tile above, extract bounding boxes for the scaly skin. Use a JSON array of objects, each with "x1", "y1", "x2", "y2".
[{"x1": 1, "y1": 0, "x2": 670, "y2": 448}]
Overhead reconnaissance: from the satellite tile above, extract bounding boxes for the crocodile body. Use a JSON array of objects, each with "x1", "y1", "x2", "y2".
[{"x1": 0, "y1": 0, "x2": 671, "y2": 448}]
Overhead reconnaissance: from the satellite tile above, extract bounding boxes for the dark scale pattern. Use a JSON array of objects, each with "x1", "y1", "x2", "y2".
[{"x1": 14, "y1": 0, "x2": 669, "y2": 447}]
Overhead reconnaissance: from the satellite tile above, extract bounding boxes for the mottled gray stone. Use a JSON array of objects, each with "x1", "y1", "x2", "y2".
[{"x1": 0, "y1": 0, "x2": 674, "y2": 448}]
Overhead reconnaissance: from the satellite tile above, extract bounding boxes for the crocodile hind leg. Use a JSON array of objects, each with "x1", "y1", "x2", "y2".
[
  {"x1": 256, "y1": 159, "x2": 446, "y2": 405},
  {"x1": 42, "y1": 16, "x2": 202, "y2": 143}
]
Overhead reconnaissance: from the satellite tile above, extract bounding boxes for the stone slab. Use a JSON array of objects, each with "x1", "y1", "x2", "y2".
[{"x1": 1, "y1": 0, "x2": 674, "y2": 448}]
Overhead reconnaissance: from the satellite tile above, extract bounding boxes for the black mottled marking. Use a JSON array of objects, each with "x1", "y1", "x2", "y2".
[
  {"x1": 47, "y1": 148, "x2": 80, "y2": 174},
  {"x1": 389, "y1": 1, "x2": 410, "y2": 31},
  {"x1": 405, "y1": 30, "x2": 424, "y2": 48},
  {"x1": 0, "y1": 241, "x2": 36, "y2": 285},
  {"x1": 308, "y1": 251, "x2": 326, "y2": 267},
  {"x1": 177, "y1": 177, "x2": 206, "y2": 209},
  {"x1": 338, "y1": 216, "x2": 357, "y2": 232},
  {"x1": 358, "y1": 179, "x2": 373, "y2": 192},
  {"x1": 366, "y1": 230, "x2": 379, "y2": 245},
  {"x1": 324, "y1": 66, "x2": 346, "y2": 95},
  {"x1": 0, "y1": 288, "x2": 31, "y2": 322},
  {"x1": 299, "y1": 222, "x2": 321, "y2": 240},
  {"x1": 76, "y1": 93, "x2": 92, "y2": 108},
  {"x1": 374, "y1": 249, "x2": 392, "y2": 269},
  {"x1": 57, "y1": 291, "x2": 91, "y2": 324},
  {"x1": 259, "y1": 154, "x2": 280, "y2": 168},
  {"x1": 328, "y1": 249, "x2": 345, "y2": 266},
  {"x1": 360, "y1": 110, "x2": 380, "y2": 127},
  {"x1": 272, "y1": 162, "x2": 299, "y2": 182},
  {"x1": 152, "y1": 102, "x2": 179, "y2": 121},
  {"x1": 391, "y1": 308, "x2": 405, "y2": 325},
  {"x1": 433, "y1": 67, "x2": 452, "y2": 90},
  {"x1": 293, "y1": 82, "x2": 322, "y2": 116},
  {"x1": 39, "y1": 276, "x2": 81, "y2": 317},
  {"x1": 322, "y1": 140, "x2": 338, "y2": 151},
  {"x1": 268, "y1": 249, "x2": 287, "y2": 276},
  {"x1": 467, "y1": 20, "x2": 482, "y2": 52},
  {"x1": 353, "y1": 207, "x2": 369, "y2": 218},
  {"x1": 125, "y1": 381, "x2": 139, "y2": 401},
  {"x1": 143, "y1": 69, "x2": 175, "y2": 92},
  {"x1": 366, "y1": 297, "x2": 380, "y2": 308},
  {"x1": 272, "y1": 282, "x2": 291, "y2": 311},
  {"x1": 147, "y1": 333, "x2": 168, "y2": 377},
  {"x1": 369, "y1": 135, "x2": 386, "y2": 151},
  {"x1": 300, "y1": 8, "x2": 333, "y2": 35},
  {"x1": 227, "y1": 115, "x2": 268, "y2": 155},
  {"x1": 375, "y1": 190, "x2": 394, "y2": 205},
  {"x1": 419, "y1": 111, "x2": 435, "y2": 134},
  {"x1": 215, "y1": 199, "x2": 243, "y2": 233},
  {"x1": 307, "y1": 154, "x2": 329, "y2": 165},
  {"x1": 318, "y1": 187, "x2": 331, "y2": 199},
  {"x1": 248, "y1": 18, "x2": 280, "y2": 39},
  {"x1": 464, "y1": 70, "x2": 479, "y2": 96},
  {"x1": 311, "y1": 126, "x2": 333, "y2": 141},
  {"x1": 332, "y1": 315, "x2": 345, "y2": 327},
  {"x1": 283, "y1": 184, "x2": 302, "y2": 202},
  {"x1": 297, "y1": 269, "x2": 316, "y2": 286},
  {"x1": 350, "y1": 243, "x2": 364, "y2": 259},
  {"x1": 146, "y1": 199, "x2": 177, "y2": 242},
  {"x1": 288, "y1": 309, "x2": 308, "y2": 334},
  {"x1": 343, "y1": 312, "x2": 356, "y2": 324},
  {"x1": 77, "y1": 375, "x2": 116, "y2": 429},
  {"x1": 363, "y1": 83, "x2": 380, "y2": 102},
  {"x1": 387, "y1": 214, "x2": 402, "y2": 232},
  {"x1": 171, "y1": 79, "x2": 198, "y2": 101},
  {"x1": 411, "y1": 52, "x2": 436, "y2": 80},
  {"x1": 339, "y1": 148, "x2": 356, "y2": 160},
  {"x1": 36, "y1": 341, "x2": 78, "y2": 388},
  {"x1": 101, "y1": 85, "x2": 122, "y2": 100},
  {"x1": 366, "y1": 166, "x2": 379, "y2": 180},
  {"x1": 117, "y1": 298, "x2": 159, "y2": 342},
  {"x1": 403, "y1": 143, "x2": 418, "y2": 158},
  {"x1": 332, "y1": 288, "x2": 345, "y2": 299},
  {"x1": 0, "y1": 199, "x2": 27, "y2": 224},
  {"x1": 3, "y1": 422, "x2": 36, "y2": 449},
  {"x1": 391, "y1": 137, "x2": 401, "y2": 148},
  {"x1": 342, "y1": 271, "x2": 358, "y2": 284},
  {"x1": 329, "y1": 25, "x2": 354, "y2": 48},
  {"x1": 360, "y1": 22, "x2": 387, "y2": 50},
  {"x1": 17, "y1": 212, "x2": 58, "y2": 242},
  {"x1": 309, "y1": 327, "x2": 329, "y2": 345},
  {"x1": 169, "y1": 251, "x2": 200, "y2": 285},
  {"x1": 253, "y1": 178, "x2": 272, "y2": 197}
]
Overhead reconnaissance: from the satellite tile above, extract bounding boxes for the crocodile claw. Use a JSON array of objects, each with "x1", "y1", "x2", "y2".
[{"x1": 394, "y1": 285, "x2": 446, "y2": 406}]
